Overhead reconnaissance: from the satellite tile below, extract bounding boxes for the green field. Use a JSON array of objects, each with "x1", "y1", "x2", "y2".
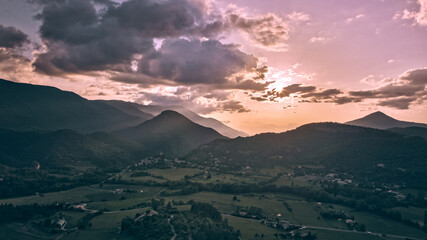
[
  {"x1": 224, "y1": 215, "x2": 279, "y2": 240},
  {"x1": 390, "y1": 206, "x2": 426, "y2": 226},
  {"x1": 145, "y1": 168, "x2": 203, "y2": 181},
  {"x1": 2, "y1": 167, "x2": 427, "y2": 240}
]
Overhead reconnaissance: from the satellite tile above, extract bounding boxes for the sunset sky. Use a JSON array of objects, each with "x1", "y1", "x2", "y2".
[{"x1": 1, "y1": 0, "x2": 426, "y2": 134}]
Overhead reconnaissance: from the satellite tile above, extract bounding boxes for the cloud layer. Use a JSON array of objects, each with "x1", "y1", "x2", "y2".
[
  {"x1": 0, "y1": 25, "x2": 29, "y2": 48},
  {"x1": 251, "y1": 68, "x2": 427, "y2": 110}
]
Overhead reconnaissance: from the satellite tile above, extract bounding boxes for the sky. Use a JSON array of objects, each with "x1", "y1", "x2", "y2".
[{"x1": 0, "y1": 0, "x2": 426, "y2": 135}]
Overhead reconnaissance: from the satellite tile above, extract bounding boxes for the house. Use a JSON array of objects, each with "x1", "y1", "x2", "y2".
[
  {"x1": 280, "y1": 220, "x2": 290, "y2": 230},
  {"x1": 147, "y1": 209, "x2": 159, "y2": 216},
  {"x1": 113, "y1": 188, "x2": 124, "y2": 194},
  {"x1": 55, "y1": 219, "x2": 67, "y2": 229},
  {"x1": 345, "y1": 219, "x2": 354, "y2": 225}
]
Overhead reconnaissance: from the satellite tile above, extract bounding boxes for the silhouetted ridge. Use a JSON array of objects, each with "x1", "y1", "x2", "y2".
[
  {"x1": 0, "y1": 79, "x2": 143, "y2": 133},
  {"x1": 188, "y1": 122, "x2": 427, "y2": 172}
]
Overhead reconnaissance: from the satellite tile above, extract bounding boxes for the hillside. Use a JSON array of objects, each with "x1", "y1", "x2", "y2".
[
  {"x1": 102, "y1": 101, "x2": 248, "y2": 138},
  {"x1": 115, "y1": 110, "x2": 227, "y2": 157},
  {"x1": 0, "y1": 128, "x2": 143, "y2": 169},
  {"x1": 0, "y1": 79, "x2": 143, "y2": 133},
  {"x1": 387, "y1": 126, "x2": 427, "y2": 140},
  {"x1": 346, "y1": 111, "x2": 427, "y2": 129},
  {"x1": 188, "y1": 122, "x2": 427, "y2": 171}
]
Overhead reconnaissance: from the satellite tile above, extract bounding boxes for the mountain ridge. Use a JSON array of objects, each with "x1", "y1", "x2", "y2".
[
  {"x1": 188, "y1": 122, "x2": 427, "y2": 172},
  {"x1": 0, "y1": 79, "x2": 144, "y2": 133},
  {"x1": 102, "y1": 100, "x2": 248, "y2": 138}
]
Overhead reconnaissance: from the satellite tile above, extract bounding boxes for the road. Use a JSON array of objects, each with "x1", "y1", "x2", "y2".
[
  {"x1": 168, "y1": 215, "x2": 177, "y2": 240},
  {"x1": 301, "y1": 225, "x2": 423, "y2": 240},
  {"x1": 223, "y1": 214, "x2": 424, "y2": 240}
]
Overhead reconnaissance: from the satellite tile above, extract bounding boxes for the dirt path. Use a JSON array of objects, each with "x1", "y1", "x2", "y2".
[{"x1": 168, "y1": 215, "x2": 177, "y2": 240}]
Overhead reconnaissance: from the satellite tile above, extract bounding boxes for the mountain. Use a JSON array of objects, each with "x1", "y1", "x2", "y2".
[
  {"x1": 188, "y1": 122, "x2": 427, "y2": 171},
  {"x1": 96, "y1": 100, "x2": 154, "y2": 120},
  {"x1": 0, "y1": 128, "x2": 144, "y2": 169},
  {"x1": 115, "y1": 110, "x2": 227, "y2": 157},
  {"x1": 0, "y1": 79, "x2": 146, "y2": 133},
  {"x1": 387, "y1": 126, "x2": 427, "y2": 140},
  {"x1": 102, "y1": 100, "x2": 248, "y2": 138},
  {"x1": 345, "y1": 111, "x2": 427, "y2": 129}
]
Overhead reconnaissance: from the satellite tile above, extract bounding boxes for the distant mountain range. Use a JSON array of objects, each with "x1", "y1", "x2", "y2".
[
  {"x1": 0, "y1": 79, "x2": 246, "y2": 138},
  {"x1": 346, "y1": 111, "x2": 427, "y2": 129},
  {"x1": 101, "y1": 100, "x2": 248, "y2": 138},
  {"x1": 1, "y1": 78, "x2": 426, "y2": 177},
  {"x1": 0, "y1": 79, "x2": 237, "y2": 166}
]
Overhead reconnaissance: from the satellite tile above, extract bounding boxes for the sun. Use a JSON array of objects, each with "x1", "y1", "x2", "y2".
[{"x1": 268, "y1": 76, "x2": 293, "y2": 92}]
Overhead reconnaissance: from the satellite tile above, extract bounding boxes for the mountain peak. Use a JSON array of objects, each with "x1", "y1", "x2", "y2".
[
  {"x1": 158, "y1": 110, "x2": 185, "y2": 117},
  {"x1": 114, "y1": 110, "x2": 226, "y2": 156},
  {"x1": 363, "y1": 111, "x2": 395, "y2": 120},
  {"x1": 150, "y1": 110, "x2": 192, "y2": 124},
  {"x1": 346, "y1": 111, "x2": 427, "y2": 129}
]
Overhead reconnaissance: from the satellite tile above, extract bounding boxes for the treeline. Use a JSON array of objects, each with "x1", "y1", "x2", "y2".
[{"x1": 0, "y1": 171, "x2": 109, "y2": 198}]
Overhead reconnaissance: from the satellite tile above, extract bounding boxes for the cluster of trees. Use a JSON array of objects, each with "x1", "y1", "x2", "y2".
[
  {"x1": 320, "y1": 210, "x2": 348, "y2": 220},
  {"x1": 273, "y1": 231, "x2": 317, "y2": 239},
  {"x1": 77, "y1": 211, "x2": 103, "y2": 229},
  {"x1": 0, "y1": 203, "x2": 65, "y2": 225},
  {"x1": 233, "y1": 206, "x2": 264, "y2": 219},
  {"x1": 190, "y1": 202, "x2": 222, "y2": 221},
  {"x1": 121, "y1": 214, "x2": 173, "y2": 240},
  {"x1": 121, "y1": 201, "x2": 239, "y2": 240}
]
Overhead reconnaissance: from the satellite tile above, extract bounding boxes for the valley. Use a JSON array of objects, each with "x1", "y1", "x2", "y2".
[{"x1": 1, "y1": 157, "x2": 426, "y2": 240}]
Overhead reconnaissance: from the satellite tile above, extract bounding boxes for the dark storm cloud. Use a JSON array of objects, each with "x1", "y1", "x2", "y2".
[
  {"x1": 32, "y1": 0, "x2": 157, "y2": 75},
  {"x1": 105, "y1": 0, "x2": 204, "y2": 38},
  {"x1": 0, "y1": 25, "x2": 31, "y2": 81},
  {"x1": 138, "y1": 39, "x2": 258, "y2": 85},
  {"x1": 0, "y1": 25, "x2": 29, "y2": 48},
  {"x1": 30, "y1": 0, "x2": 267, "y2": 91},
  {"x1": 31, "y1": 0, "x2": 207, "y2": 75}
]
